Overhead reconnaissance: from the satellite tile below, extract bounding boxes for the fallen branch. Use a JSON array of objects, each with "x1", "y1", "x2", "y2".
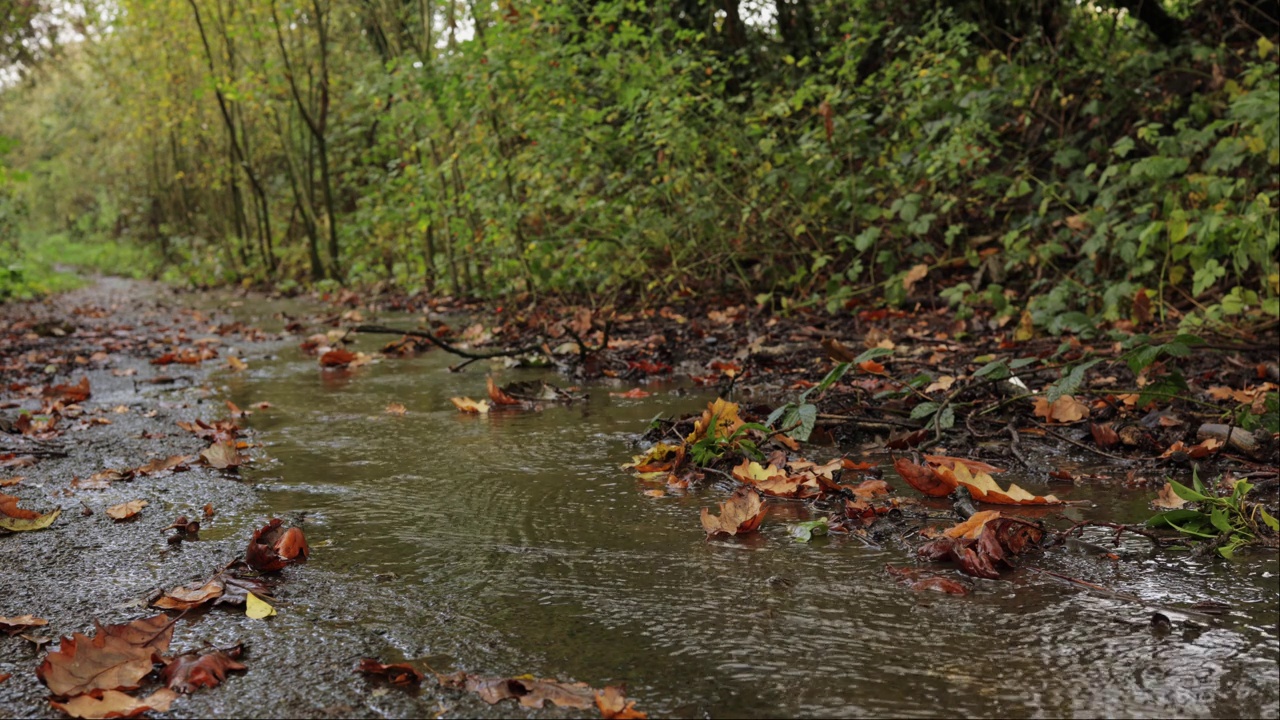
[{"x1": 351, "y1": 324, "x2": 547, "y2": 362}]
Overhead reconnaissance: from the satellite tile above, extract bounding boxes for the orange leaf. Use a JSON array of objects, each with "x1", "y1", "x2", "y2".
[
  {"x1": 943, "y1": 510, "x2": 1002, "y2": 540},
  {"x1": 450, "y1": 397, "x2": 490, "y2": 414},
  {"x1": 1032, "y1": 395, "x2": 1090, "y2": 424},
  {"x1": 892, "y1": 457, "x2": 953, "y2": 497},
  {"x1": 700, "y1": 487, "x2": 766, "y2": 537},
  {"x1": 857, "y1": 360, "x2": 885, "y2": 374},
  {"x1": 932, "y1": 460, "x2": 1061, "y2": 505},
  {"x1": 610, "y1": 388, "x2": 651, "y2": 399},
  {"x1": 487, "y1": 377, "x2": 523, "y2": 406},
  {"x1": 319, "y1": 349, "x2": 357, "y2": 368},
  {"x1": 50, "y1": 688, "x2": 178, "y2": 719}
]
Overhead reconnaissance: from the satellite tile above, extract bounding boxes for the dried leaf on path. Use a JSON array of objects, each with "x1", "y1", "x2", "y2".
[
  {"x1": 49, "y1": 688, "x2": 178, "y2": 719},
  {"x1": 152, "y1": 579, "x2": 225, "y2": 611},
  {"x1": 356, "y1": 658, "x2": 423, "y2": 686},
  {"x1": 162, "y1": 650, "x2": 245, "y2": 693},
  {"x1": 245, "y1": 592, "x2": 276, "y2": 619},
  {"x1": 1, "y1": 493, "x2": 62, "y2": 532},
  {"x1": 700, "y1": 487, "x2": 767, "y2": 537},
  {"x1": 200, "y1": 441, "x2": 242, "y2": 469},
  {"x1": 37, "y1": 615, "x2": 175, "y2": 697},
  {"x1": 43, "y1": 377, "x2": 91, "y2": 404},
  {"x1": 894, "y1": 458, "x2": 1060, "y2": 505},
  {"x1": 106, "y1": 500, "x2": 147, "y2": 521},
  {"x1": 1, "y1": 615, "x2": 48, "y2": 635}
]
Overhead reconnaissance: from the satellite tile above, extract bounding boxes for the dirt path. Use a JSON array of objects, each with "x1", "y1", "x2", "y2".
[{"x1": 0, "y1": 278, "x2": 523, "y2": 718}]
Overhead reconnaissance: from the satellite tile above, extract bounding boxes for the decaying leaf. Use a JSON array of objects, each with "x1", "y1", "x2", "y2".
[
  {"x1": 37, "y1": 615, "x2": 175, "y2": 697},
  {"x1": 918, "y1": 512, "x2": 1045, "y2": 579},
  {"x1": 0, "y1": 493, "x2": 61, "y2": 532},
  {"x1": 1090, "y1": 422, "x2": 1120, "y2": 448},
  {"x1": 152, "y1": 579, "x2": 225, "y2": 611},
  {"x1": 319, "y1": 348, "x2": 357, "y2": 367},
  {"x1": 356, "y1": 658, "x2": 423, "y2": 686},
  {"x1": 135, "y1": 455, "x2": 191, "y2": 477},
  {"x1": 385, "y1": 402, "x2": 407, "y2": 416},
  {"x1": 486, "y1": 377, "x2": 523, "y2": 406},
  {"x1": 894, "y1": 457, "x2": 1060, "y2": 505},
  {"x1": 686, "y1": 398, "x2": 744, "y2": 445},
  {"x1": 450, "y1": 397, "x2": 491, "y2": 414},
  {"x1": 43, "y1": 377, "x2": 92, "y2": 404},
  {"x1": 106, "y1": 500, "x2": 147, "y2": 521},
  {"x1": 731, "y1": 459, "x2": 815, "y2": 498},
  {"x1": 700, "y1": 486, "x2": 767, "y2": 537},
  {"x1": 199, "y1": 441, "x2": 242, "y2": 469},
  {"x1": 162, "y1": 650, "x2": 245, "y2": 693},
  {"x1": 245, "y1": 518, "x2": 309, "y2": 572},
  {"x1": 49, "y1": 688, "x2": 178, "y2": 719},
  {"x1": 1032, "y1": 394, "x2": 1090, "y2": 424},
  {"x1": 1, "y1": 615, "x2": 48, "y2": 636},
  {"x1": 1152, "y1": 482, "x2": 1188, "y2": 510},
  {"x1": 595, "y1": 685, "x2": 647, "y2": 719}
]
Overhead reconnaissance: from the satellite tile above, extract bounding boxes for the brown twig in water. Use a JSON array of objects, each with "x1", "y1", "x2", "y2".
[
  {"x1": 1059, "y1": 520, "x2": 1184, "y2": 549},
  {"x1": 351, "y1": 324, "x2": 546, "y2": 362}
]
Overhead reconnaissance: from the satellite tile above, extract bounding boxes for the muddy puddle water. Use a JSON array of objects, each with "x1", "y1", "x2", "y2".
[{"x1": 210, "y1": 308, "x2": 1277, "y2": 718}]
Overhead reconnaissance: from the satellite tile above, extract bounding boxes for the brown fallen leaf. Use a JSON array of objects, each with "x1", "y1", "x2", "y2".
[
  {"x1": 385, "y1": 402, "x2": 407, "y2": 416},
  {"x1": 892, "y1": 457, "x2": 951, "y2": 497},
  {"x1": 135, "y1": 455, "x2": 190, "y2": 477},
  {"x1": 162, "y1": 649, "x2": 246, "y2": 693},
  {"x1": 487, "y1": 377, "x2": 523, "y2": 406},
  {"x1": 0, "y1": 615, "x2": 48, "y2": 636},
  {"x1": 49, "y1": 688, "x2": 178, "y2": 719},
  {"x1": 700, "y1": 486, "x2": 767, "y2": 537},
  {"x1": 43, "y1": 377, "x2": 91, "y2": 404},
  {"x1": 0, "y1": 672, "x2": 8, "y2": 683},
  {"x1": 152, "y1": 579, "x2": 225, "y2": 611},
  {"x1": 356, "y1": 658, "x2": 423, "y2": 686},
  {"x1": 319, "y1": 348, "x2": 357, "y2": 367},
  {"x1": 848, "y1": 479, "x2": 890, "y2": 502},
  {"x1": 245, "y1": 518, "x2": 309, "y2": 572},
  {"x1": 595, "y1": 685, "x2": 647, "y2": 719},
  {"x1": 1152, "y1": 482, "x2": 1187, "y2": 510},
  {"x1": 919, "y1": 514, "x2": 1045, "y2": 579},
  {"x1": 106, "y1": 500, "x2": 147, "y2": 521},
  {"x1": 0, "y1": 453, "x2": 38, "y2": 469},
  {"x1": 1032, "y1": 395, "x2": 1090, "y2": 424},
  {"x1": 200, "y1": 441, "x2": 242, "y2": 469},
  {"x1": 0, "y1": 476, "x2": 22, "y2": 487},
  {"x1": 1, "y1": 493, "x2": 62, "y2": 532},
  {"x1": 610, "y1": 388, "x2": 651, "y2": 399},
  {"x1": 1090, "y1": 422, "x2": 1120, "y2": 448},
  {"x1": 37, "y1": 615, "x2": 175, "y2": 697}
]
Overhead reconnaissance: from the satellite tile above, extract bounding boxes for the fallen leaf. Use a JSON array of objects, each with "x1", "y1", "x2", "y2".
[
  {"x1": 1032, "y1": 395, "x2": 1090, "y2": 424},
  {"x1": 43, "y1": 377, "x2": 91, "y2": 403},
  {"x1": 910, "y1": 577, "x2": 969, "y2": 595},
  {"x1": 596, "y1": 686, "x2": 647, "y2": 719},
  {"x1": 135, "y1": 455, "x2": 190, "y2": 476},
  {"x1": 245, "y1": 592, "x2": 276, "y2": 619},
  {"x1": 925, "y1": 375, "x2": 956, "y2": 393},
  {"x1": 902, "y1": 263, "x2": 929, "y2": 293},
  {"x1": 245, "y1": 518, "x2": 309, "y2": 572},
  {"x1": 857, "y1": 359, "x2": 885, "y2": 374},
  {"x1": 848, "y1": 479, "x2": 890, "y2": 501},
  {"x1": 225, "y1": 400, "x2": 250, "y2": 418},
  {"x1": 486, "y1": 377, "x2": 523, "y2": 406},
  {"x1": 0, "y1": 673, "x2": 8, "y2": 683},
  {"x1": 0, "y1": 454, "x2": 38, "y2": 468},
  {"x1": 1, "y1": 493, "x2": 62, "y2": 532},
  {"x1": 934, "y1": 461, "x2": 1061, "y2": 505},
  {"x1": 686, "y1": 398, "x2": 744, "y2": 445},
  {"x1": 700, "y1": 486, "x2": 767, "y2": 537},
  {"x1": 892, "y1": 457, "x2": 951, "y2": 497},
  {"x1": 49, "y1": 688, "x2": 178, "y2": 719},
  {"x1": 152, "y1": 579, "x2": 225, "y2": 611},
  {"x1": 226, "y1": 356, "x2": 248, "y2": 372},
  {"x1": 943, "y1": 510, "x2": 1002, "y2": 540},
  {"x1": 319, "y1": 348, "x2": 357, "y2": 367},
  {"x1": 0, "y1": 476, "x2": 22, "y2": 487},
  {"x1": 200, "y1": 441, "x2": 242, "y2": 469},
  {"x1": 162, "y1": 650, "x2": 245, "y2": 693},
  {"x1": 610, "y1": 388, "x2": 651, "y2": 399},
  {"x1": 0, "y1": 615, "x2": 48, "y2": 636},
  {"x1": 357, "y1": 658, "x2": 423, "y2": 686},
  {"x1": 1090, "y1": 422, "x2": 1119, "y2": 447},
  {"x1": 450, "y1": 397, "x2": 490, "y2": 414},
  {"x1": 821, "y1": 337, "x2": 857, "y2": 363},
  {"x1": 37, "y1": 615, "x2": 175, "y2": 697},
  {"x1": 385, "y1": 402, "x2": 407, "y2": 415},
  {"x1": 106, "y1": 500, "x2": 147, "y2": 521},
  {"x1": 1152, "y1": 482, "x2": 1188, "y2": 510}
]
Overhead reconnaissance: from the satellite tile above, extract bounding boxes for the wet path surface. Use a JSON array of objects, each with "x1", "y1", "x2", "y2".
[{"x1": 2, "y1": 283, "x2": 1277, "y2": 718}]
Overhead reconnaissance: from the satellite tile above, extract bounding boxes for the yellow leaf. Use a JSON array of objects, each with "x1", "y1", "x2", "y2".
[
  {"x1": 902, "y1": 264, "x2": 929, "y2": 293},
  {"x1": 245, "y1": 592, "x2": 276, "y2": 619},
  {"x1": 450, "y1": 397, "x2": 490, "y2": 414}
]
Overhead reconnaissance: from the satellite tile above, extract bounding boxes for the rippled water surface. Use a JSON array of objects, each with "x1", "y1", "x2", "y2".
[{"x1": 213, "y1": 305, "x2": 1278, "y2": 718}]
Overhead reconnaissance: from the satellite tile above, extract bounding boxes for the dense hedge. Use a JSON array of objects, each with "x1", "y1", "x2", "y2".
[{"x1": 2, "y1": 1, "x2": 1277, "y2": 326}]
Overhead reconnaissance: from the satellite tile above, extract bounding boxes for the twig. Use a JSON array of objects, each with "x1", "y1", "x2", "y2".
[
  {"x1": 351, "y1": 324, "x2": 545, "y2": 361},
  {"x1": 1034, "y1": 422, "x2": 1142, "y2": 462},
  {"x1": 1059, "y1": 520, "x2": 1183, "y2": 549}
]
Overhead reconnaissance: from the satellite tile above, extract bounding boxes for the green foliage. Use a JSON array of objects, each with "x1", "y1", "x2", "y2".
[
  {"x1": 688, "y1": 416, "x2": 769, "y2": 466},
  {"x1": 0, "y1": 2, "x2": 1275, "y2": 319},
  {"x1": 1148, "y1": 470, "x2": 1278, "y2": 558}
]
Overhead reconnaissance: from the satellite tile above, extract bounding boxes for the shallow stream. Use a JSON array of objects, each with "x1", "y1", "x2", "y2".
[{"x1": 206, "y1": 300, "x2": 1278, "y2": 718}]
